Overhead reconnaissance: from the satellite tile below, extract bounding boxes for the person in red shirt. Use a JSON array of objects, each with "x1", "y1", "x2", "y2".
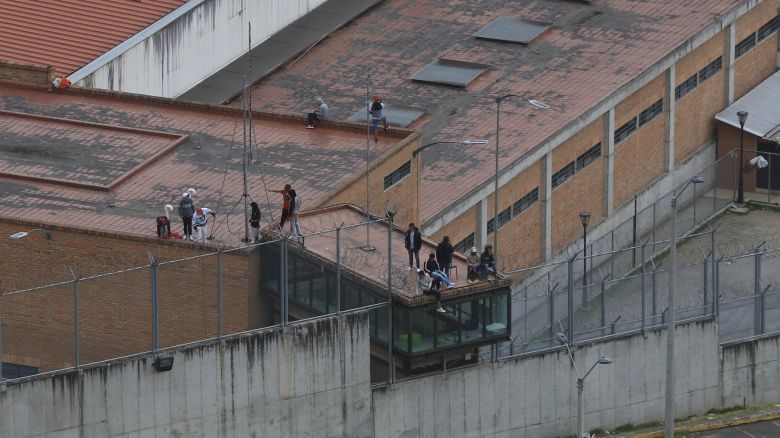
[{"x1": 268, "y1": 184, "x2": 292, "y2": 230}]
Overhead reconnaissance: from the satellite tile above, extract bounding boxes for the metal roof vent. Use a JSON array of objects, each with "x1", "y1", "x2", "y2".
[
  {"x1": 345, "y1": 105, "x2": 425, "y2": 127},
  {"x1": 474, "y1": 17, "x2": 552, "y2": 44},
  {"x1": 410, "y1": 59, "x2": 490, "y2": 87}
]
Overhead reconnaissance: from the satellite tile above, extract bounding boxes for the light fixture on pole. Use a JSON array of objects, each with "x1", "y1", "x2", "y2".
[
  {"x1": 412, "y1": 139, "x2": 489, "y2": 226},
  {"x1": 579, "y1": 212, "x2": 592, "y2": 308},
  {"x1": 663, "y1": 175, "x2": 703, "y2": 438},
  {"x1": 495, "y1": 94, "x2": 550, "y2": 267},
  {"x1": 9, "y1": 229, "x2": 52, "y2": 240},
  {"x1": 736, "y1": 110, "x2": 748, "y2": 206},
  {"x1": 555, "y1": 332, "x2": 614, "y2": 438}
]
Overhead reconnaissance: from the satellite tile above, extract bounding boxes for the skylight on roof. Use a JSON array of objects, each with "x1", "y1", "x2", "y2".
[
  {"x1": 474, "y1": 17, "x2": 552, "y2": 44},
  {"x1": 345, "y1": 105, "x2": 425, "y2": 127},
  {"x1": 410, "y1": 59, "x2": 490, "y2": 87}
]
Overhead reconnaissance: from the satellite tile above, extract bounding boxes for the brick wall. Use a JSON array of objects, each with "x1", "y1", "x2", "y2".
[
  {"x1": 0, "y1": 60, "x2": 53, "y2": 90},
  {"x1": 320, "y1": 134, "x2": 420, "y2": 227},
  {"x1": 734, "y1": 0, "x2": 780, "y2": 99},
  {"x1": 716, "y1": 123, "x2": 759, "y2": 193},
  {"x1": 550, "y1": 117, "x2": 605, "y2": 253},
  {"x1": 612, "y1": 73, "x2": 667, "y2": 209},
  {"x1": 0, "y1": 218, "x2": 264, "y2": 372}
]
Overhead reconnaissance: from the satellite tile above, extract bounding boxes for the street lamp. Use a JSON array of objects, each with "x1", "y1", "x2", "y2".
[
  {"x1": 495, "y1": 94, "x2": 550, "y2": 267},
  {"x1": 663, "y1": 175, "x2": 703, "y2": 438},
  {"x1": 736, "y1": 111, "x2": 748, "y2": 206},
  {"x1": 412, "y1": 139, "x2": 489, "y2": 226},
  {"x1": 9, "y1": 229, "x2": 52, "y2": 240},
  {"x1": 555, "y1": 332, "x2": 614, "y2": 438},
  {"x1": 579, "y1": 212, "x2": 592, "y2": 307}
]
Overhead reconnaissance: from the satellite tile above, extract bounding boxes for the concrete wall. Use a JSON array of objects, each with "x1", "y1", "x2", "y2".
[
  {"x1": 74, "y1": 0, "x2": 328, "y2": 98},
  {"x1": 0, "y1": 312, "x2": 373, "y2": 438},
  {"x1": 372, "y1": 319, "x2": 721, "y2": 438}
]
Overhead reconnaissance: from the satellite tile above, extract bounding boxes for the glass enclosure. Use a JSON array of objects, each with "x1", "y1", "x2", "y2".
[{"x1": 261, "y1": 242, "x2": 510, "y2": 357}]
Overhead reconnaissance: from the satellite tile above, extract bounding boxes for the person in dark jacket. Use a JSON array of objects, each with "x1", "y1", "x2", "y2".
[
  {"x1": 404, "y1": 223, "x2": 422, "y2": 270},
  {"x1": 425, "y1": 253, "x2": 453, "y2": 287},
  {"x1": 249, "y1": 202, "x2": 261, "y2": 243},
  {"x1": 178, "y1": 192, "x2": 195, "y2": 240},
  {"x1": 480, "y1": 245, "x2": 496, "y2": 279},
  {"x1": 436, "y1": 236, "x2": 455, "y2": 278}
]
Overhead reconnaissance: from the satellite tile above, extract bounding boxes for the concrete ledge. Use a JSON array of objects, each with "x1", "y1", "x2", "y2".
[{"x1": 628, "y1": 409, "x2": 780, "y2": 437}]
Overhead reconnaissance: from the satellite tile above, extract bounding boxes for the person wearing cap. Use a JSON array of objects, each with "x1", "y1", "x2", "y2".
[
  {"x1": 178, "y1": 192, "x2": 195, "y2": 240},
  {"x1": 306, "y1": 97, "x2": 329, "y2": 129},
  {"x1": 369, "y1": 95, "x2": 389, "y2": 142},
  {"x1": 417, "y1": 269, "x2": 446, "y2": 313},
  {"x1": 466, "y1": 247, "x2": 481, "y2": 283},
  {"x1": 192, "y1": 206, "x2": 215, "y2": 243}
]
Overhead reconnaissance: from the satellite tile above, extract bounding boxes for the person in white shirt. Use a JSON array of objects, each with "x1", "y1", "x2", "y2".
[
  {"x1": 417, "y1": 270, "x2": 446, "y2": 313},
  {"x1": 289, "y1": 189, "x2": 303, "y2": 243},
  {"x1": 369, "y1": 95, "x2": 389, "y2": 142},
  {"x1": 192, "y1": 207, "x2": 215, "y2": 243}
]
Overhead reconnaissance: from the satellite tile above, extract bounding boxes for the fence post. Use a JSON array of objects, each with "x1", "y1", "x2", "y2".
[
  {"x1": 715, "y1": 257, "x2": 722, "y2": 316},
  {"x1": 652, "y1": 202, "x2": 657, "y2": 256},
  {"x1": 281, "y1": 237, "x2": 289, "y2": 328},
  {"x1": 217, "y1": 247, "x2": 223, "y2": 341},
  {"x1": 713, "y1": 160, "x2": 718, "y2": 215},
  {"x1": 0, "y1": 291, "x2": 4, "y2": 392},
  {"x1": 711, "y1": 229, "x2": 717, "y2": 316},
  {"x1": 149, "y1": 253, "x2": 159, "y2": 353},
  {"x1": 754, "y1": 248, "x2": 762, "y2": 336},
  {"x1": 387, "y1": 216, "x2": 396, "y2": 384},
  {"x1": 601, "y1": 275, "x2": 610, "y2": 336},
  {"x1": 336, "y1": 226, "x2": 342, "y2": 314},
  {"x1": 548, "y1": 273, "x2": 555, "y2": 339},
  {"x1": 567, "y1": 257, "x2": 575, "y2": 345},
  {"x1": 641, "y1": 242, "x2": 646, "y2": 333},
  {"x1": 610, "y1": 230, "x2": 615, "y2": 278},
  {"x1": 703, "y1": 256, "x2": 709, "y2": 315},
  {"x1": 652, "y1": 266, "x2": 658, "y2": 318},
  {"x1": 632, "y1": 195, "x2": 637, "y2": 267},
  {"x1": 693, "y1": 183, "x2": 697, "y2": 224},
  {"x1": 70, "y1": 269, "x2": 80, "y2": 370}
]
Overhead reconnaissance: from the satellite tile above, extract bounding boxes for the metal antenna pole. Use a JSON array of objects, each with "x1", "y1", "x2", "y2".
[
  {"x1": 242, "y1": 75, "x2": 250, "y2": 243},
  {"x1": 362, "y1": 70, "x2": 374, "y2": 251}
]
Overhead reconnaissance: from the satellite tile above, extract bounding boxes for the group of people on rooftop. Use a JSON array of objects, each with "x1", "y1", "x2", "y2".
[
  {"x1": 406, "y1": 222, "x2": 497, "y2": 312},
  {"x1": 306, "y1": 95, "x2": 390, "y2": 142}
]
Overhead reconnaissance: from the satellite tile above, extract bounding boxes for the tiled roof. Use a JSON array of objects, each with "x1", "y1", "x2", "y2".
[
  {"x1": 241, "y1": 0, "x2": 741, "y2": 221},
  {"x1": 0, "y1": 84, "x2": 403, "y2": 247},
  {"x1": 0, "y1": 0, "x2": 186, "y2": 77}
]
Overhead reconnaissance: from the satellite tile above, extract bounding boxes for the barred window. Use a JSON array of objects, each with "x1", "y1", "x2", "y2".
[
  {"x1": 513, "y1": 188, "x2": 539, "y2": 216},
  {"x1": 638, "y1": 99, "x2": 663, "y2": 127},
  {"x1": 498, "y1": 207, "x2": 512, "y2": 227},
  {"x1": 675, "y1": 74, "x2": 698, "y2": 100},
  {"x1": 2, "y1": 362, "x2": 38, "y2": 379},
  {"x1": 383, "y1": 160, "x2": 411, "y2": 190},
  {"x1": 698, "y1": 57, "x2": 722, "y2": 83},
  {"x1": 758, "y1": 16, "x2": 780, "y2": 42},
  {"x1": 614, "y1": 118, "x2": 638, "y2": 144},
  {"x1": 551, "y1": 162, "x2": 575, "y2": 189},
  {"x1": 735, "y1": 33, "x2": 756, "y2": 58},
  {"x1": 454, "y1": 233, "x2": 475, "y2": 254},
  {"x1": 576, "y1": 143, "x2": 602, "y2": 170}
]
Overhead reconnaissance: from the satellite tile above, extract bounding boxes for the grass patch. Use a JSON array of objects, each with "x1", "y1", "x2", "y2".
[{"x1": 613, "y1": 421, "x2": 662, "y2": 433}]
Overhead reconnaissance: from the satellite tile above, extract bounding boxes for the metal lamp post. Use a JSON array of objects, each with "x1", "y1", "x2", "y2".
[
  {"x1": 579, "y1": 212, "x2": 592, "y2": 307},
  {"x1": 556, "y1": 333, "x2": 614, "y2": 438},
  {"x1": 663, "y1": 175, "x2": 703, "y2": 438},
  {"x1": 736, "y1": 111, "x2": 748, "y2": 206},
  {"x1": 412, "y1": 139, "x2": 489, "y2": 226},
  {"x1": 495, "y1": 94, "x2": 550, "y2": 266}
]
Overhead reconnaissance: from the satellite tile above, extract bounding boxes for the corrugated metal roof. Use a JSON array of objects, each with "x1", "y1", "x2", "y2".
[
  {"x1": 715, "y1": 70, "x2": 780, "y2": 139},
  {"x1": 0, "y1": 0, "x2": 187, "y2": 77}
]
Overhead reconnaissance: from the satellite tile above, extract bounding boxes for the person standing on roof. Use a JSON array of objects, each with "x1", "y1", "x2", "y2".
[
  {"x1": 178, "y1": 192, "x2": 195, "y2": 241},
  {"x1": 306, "y1": 97, "x2": 329, "y2": 129},
  {"x1": 249, "y1": 202, "x2": 261, "y2": 243},
  {"x1": 192, "y1": 207, "x2": 216, "y2": 243},
  {"x1": 369, "y1": 95, "x2": 389, "y2": 142},
  {"x1": 436, "y1": 236, "x2": 455, "y2": 278},
  {"x1": 288, "y1": 189, "x2": 303, "y2": 243},
  {"x1": 268, "y1": 184, "x2": 292, "y2": 230},
  {"x1": 404, "y1": 223, "x2": 422, "y2": 270}
]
